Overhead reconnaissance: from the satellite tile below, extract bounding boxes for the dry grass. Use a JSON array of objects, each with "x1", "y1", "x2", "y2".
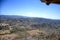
[
  {"x1": 0, "y1": 34, "x2": 18, "y2": 40},
  {"x1": 0, "y1": 23, "x2": 9, "y2": 26},
  {"x1": 27, "y1": 29, "x2": 46, "y2": 36},
  {"x1": 0, "y1": 30, "x2": 10, "y2": 35}
]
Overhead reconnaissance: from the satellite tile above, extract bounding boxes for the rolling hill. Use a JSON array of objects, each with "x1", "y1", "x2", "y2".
[{"x1": 0, "y1": 15, "x2": 60, "y2": 40}]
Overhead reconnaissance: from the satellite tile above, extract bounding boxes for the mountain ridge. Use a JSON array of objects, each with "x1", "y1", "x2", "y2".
[{"x1": 0, "y1": 15, "x2": 60, "y2": 20}]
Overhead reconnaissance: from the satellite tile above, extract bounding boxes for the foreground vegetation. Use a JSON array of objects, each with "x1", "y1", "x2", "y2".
[{"x1": 0, "y1": 15, "x2": 60, "y2": 40}]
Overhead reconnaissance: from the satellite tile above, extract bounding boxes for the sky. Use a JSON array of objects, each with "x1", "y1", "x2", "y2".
[{"x1": 0, "y1": 0, "x2": 60, "y2": 19}]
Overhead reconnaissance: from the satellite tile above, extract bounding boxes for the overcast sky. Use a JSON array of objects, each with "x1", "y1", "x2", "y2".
[{"x1": 1, "y1": 0, "x2": 60, "y2": 19}]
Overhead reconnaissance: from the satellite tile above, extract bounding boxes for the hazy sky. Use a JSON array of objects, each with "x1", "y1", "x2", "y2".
[{"x1": 1, "y1": 0, "x2": 60, "y2": 19}]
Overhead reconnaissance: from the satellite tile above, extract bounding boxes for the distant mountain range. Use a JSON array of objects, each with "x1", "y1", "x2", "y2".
[
  {"x1": 0, "y1": 15, "x2": 60, "y2": 22},
  {"x1": 0, "y1": 15, "x2": 60, "y2": 29}
]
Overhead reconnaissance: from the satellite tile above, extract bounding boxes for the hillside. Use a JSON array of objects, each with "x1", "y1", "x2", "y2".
[{"x1": 0, "y1": 15, "x2": 60, "y2": 40}]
